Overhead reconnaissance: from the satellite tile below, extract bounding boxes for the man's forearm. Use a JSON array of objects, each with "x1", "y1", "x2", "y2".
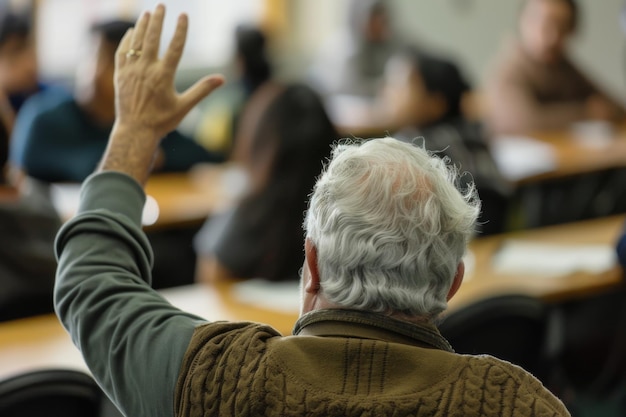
[
  {"x1": 55, "y1": 172, "x2": 204, "y2": 417},
  {"x1": 99, "y1": 122, "x2": 160, "y2": 185}
]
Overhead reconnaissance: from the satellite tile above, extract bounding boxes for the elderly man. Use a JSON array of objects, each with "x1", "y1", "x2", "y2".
[
  {"x1": 55, "y1": 6, "x2": 570, "y2": 417},
  {"x1": 484, "y1": 0, "x2": 624, "y2": 135}
]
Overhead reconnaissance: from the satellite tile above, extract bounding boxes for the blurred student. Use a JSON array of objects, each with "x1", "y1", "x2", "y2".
[
  {"x1": 309, "y1": 0, "x2": 400, "y2": 98},
  {"x1": 0, "y1": 183, "x2": 60, "y2": 321},
  {"x1": 484, "y1": 0, "x2": 625, "y2": 135},
  {"x1": 194, "y1": 83, "x2": 338, "y2": 282},
  {"x1": 0, "y1": 9, "x2": 61, "y2": 319},
  {"x1": 195, "y1": 25, "x2": 272, "y2": 158},
  {"x1": 0, "y1": 8, "x2": 62, "y2": 183},
  {"x1": 382, "y1": 49, "x2": 511, "y2": 235},
  {"x1": 10, "y1": 20, "x2": 218, "y2": 183},
  {"x1": 0, "y1": 10, "x2": 42, "y2": 132},
  {"x1": 0, "y1": 108, "x2": 60, "y2": 321}
]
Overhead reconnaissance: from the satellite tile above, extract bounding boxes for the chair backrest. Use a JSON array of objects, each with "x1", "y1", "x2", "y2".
[
  {"x1": 438, "y1": 294, "x2": 547, "y2": 378},
  {"x1": 0, "y1": 369, "x2": 103, "y2": 417}
]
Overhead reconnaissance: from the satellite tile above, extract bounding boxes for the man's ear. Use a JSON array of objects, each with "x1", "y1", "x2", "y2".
[
  {"x1": 447, "y1": 261, "x2": 465, "y2": 301},
  {"x1": 304, "y1": 238, "x2": 321, "y2": 294}
]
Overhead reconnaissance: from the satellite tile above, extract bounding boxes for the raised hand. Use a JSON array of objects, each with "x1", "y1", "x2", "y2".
[{"x1": 100, "y1": 4, "x2": 224, "y2": 184}]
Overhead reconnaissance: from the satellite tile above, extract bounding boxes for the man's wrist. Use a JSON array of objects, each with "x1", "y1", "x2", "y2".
[{"x1": 98, "y1": 122, "x2": 161, "y2": 185}]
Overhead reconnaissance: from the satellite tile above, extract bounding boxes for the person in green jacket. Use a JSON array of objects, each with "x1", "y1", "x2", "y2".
[{"x1": 54, "y1": 6, "x2": 571, "y2": 417}]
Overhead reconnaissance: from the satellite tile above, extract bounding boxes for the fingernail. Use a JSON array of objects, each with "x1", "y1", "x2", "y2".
[{"x1": 209, "y1": 79, "x2": 222, "y2": 87}]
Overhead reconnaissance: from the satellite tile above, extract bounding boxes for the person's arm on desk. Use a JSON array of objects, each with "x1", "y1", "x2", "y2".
[{"x1": 54, "y1": 7, "x2": 223, "y2": 417}]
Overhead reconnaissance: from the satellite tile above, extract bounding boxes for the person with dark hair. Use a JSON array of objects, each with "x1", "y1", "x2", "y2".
[
  {"x1": 194, "y1": 82, "x2": 337, "y2": 282},
  {"x1": 484, "y1": 0, "x2": 624, "y2": 135},
  {"x1": 382, "y1": 49, "x2": 511, "y2": 235},
  {"x1": 0, "y1": 9, "x2": 50, "y2": 178},
  {"x1": 234, "y1": 25, "x2": 272, "y2": 95},
  {"x1": 9, "y1": 19, "x2": 219, "y2": 183},
  {"x1": 0, "y1": 10, "x2": 40, "y2": 115},
  {"x1": 194, "y1": 25, "x2": 273, "y2": 158}
]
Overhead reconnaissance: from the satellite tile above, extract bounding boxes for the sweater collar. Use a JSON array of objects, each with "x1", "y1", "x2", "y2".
[{"x1": 293, "y1": 309, "x2": 453, "y2": 352}]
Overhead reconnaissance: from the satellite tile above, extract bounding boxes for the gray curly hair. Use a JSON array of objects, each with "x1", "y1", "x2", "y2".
[{"x1": 304, "y1": 137, "x2": 480, "y2": 317}]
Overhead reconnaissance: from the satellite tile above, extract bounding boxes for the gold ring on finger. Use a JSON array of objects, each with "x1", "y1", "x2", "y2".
[{"x1": 126, "y1": 49, "x2": 142, "y2": 58}]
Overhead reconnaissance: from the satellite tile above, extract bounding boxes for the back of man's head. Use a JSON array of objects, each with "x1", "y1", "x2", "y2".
[{"x1": 304, "y1": 138, "x2": 480, "y2": 318}]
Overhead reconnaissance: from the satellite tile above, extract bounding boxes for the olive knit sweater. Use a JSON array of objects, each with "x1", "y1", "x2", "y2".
[{"x1": 175, "y1": 310, "x2": 570, "y2": 417}]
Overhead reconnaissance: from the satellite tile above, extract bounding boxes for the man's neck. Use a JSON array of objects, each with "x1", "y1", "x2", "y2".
[{"x1": 305, "y1": 303, "x2": 432, "y2": 326}]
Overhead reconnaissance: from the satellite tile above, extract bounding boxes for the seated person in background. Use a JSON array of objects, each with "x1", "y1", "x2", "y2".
[
  {"x1": 10, "y1": 20, "x2": 219, "y2": 183},
  {"x1": 0, "y1": 11, "x2": 62, "y2": 317},
  {"x1": 382, "y1": 48, "x2": 511, "y2": 235},
  {"x1": 0, "y1": 100, "x2": 60, "y2": 321},
  {"x1": 309, "y1": 0, "x2": 401, "y2": 98},
  {"x1": 194, "y1": 25, "x2": 273, "y2": 158},
  {"x1": 0, "y1": 9, "x2": 67, "y2": 186},
  {"x1": 0, "y1": 9, "x2": 43, "y2": 134},
  {"x1": 194, "y1": 82, "x2": 337, "y2": 282},
  {"x1": 54, "y1": 8, "x2": 571, "y2": 415},
  {"x1": 484, "y1": 0, "x2": 624, "y2": 135},
  {"x1": 0, "y1": 184, "x2": 60, "y2": 321}
]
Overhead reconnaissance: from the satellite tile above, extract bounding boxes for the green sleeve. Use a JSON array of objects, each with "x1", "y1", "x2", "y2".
[{"x1": 54, "y1": 171, "x2": 207, "y2": 417}]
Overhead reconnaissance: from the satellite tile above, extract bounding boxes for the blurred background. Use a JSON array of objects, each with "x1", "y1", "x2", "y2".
[{"x1": 9, "y1": 0, "x2": 624, "y2": 99}]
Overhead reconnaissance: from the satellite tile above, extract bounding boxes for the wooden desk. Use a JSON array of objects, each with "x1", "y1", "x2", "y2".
[
  {"x1": 52, "y1": 164, "x2": 243, "y2": 231},
  {"x1": 143, "y1": 166, "x2": 235, "y2": 230},
  {"x1": 0, "y1": 282, "x2": 298, "y2": 380},
  {"x1": 1, "y1": 215, "x2": 624, "y2": 380},
  {"x1": 517, "y1": 123, "x2": 626, "y2": 184},
  {"x1": 453, "y1": 214, "x2": 626, "y2": 310},
  {"x1": 331, "y1": 108, "x2": 626, "y2": 186}
]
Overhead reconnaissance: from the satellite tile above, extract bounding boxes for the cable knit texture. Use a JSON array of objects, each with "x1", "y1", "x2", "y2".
[{"x1": 175, "y1": 313, "x2": 570, "y2": 417}]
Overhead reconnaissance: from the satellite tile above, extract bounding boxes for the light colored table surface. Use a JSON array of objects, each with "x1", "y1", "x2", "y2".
[
  {"x1": 334, "y1": 111, "x2": 626, "y2": 185},
  {"x1": 51, "y1": 164, "x2": 245, "y2": 230},
  {"x1": 515, "y1": 122, "x2": 626, "y2": 184}
]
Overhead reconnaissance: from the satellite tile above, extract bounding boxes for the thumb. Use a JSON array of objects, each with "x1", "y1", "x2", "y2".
[{"x1": 179, "y1": 75, "x2": 225, "y2": 114}]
